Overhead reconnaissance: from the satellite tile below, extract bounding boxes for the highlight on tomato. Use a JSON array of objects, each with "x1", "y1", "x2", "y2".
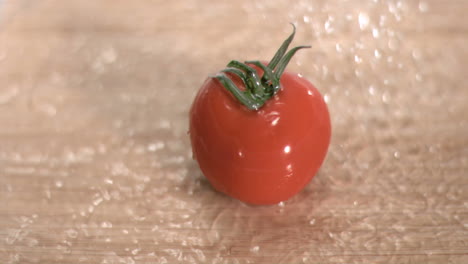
[{"x1": 189, "y1": 25, "x2": 331, "y2": 205}]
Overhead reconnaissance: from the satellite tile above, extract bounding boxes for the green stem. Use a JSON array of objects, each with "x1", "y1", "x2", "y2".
[
  {"x1": 221, "y1": 68, "x2": 247, "y2": 81},
  {"x1": 214, "y1": 24, "x2": 309, "y2": 110},
  {"x1": 214, "y1": 73, "x2": 262, "y2": 110},
  {"x1": 245, "y1": 60, "x2": 279, "y2": 96},
  {"x1": 274, "y1": 45, "x2": 311, "y2": 79},
  {"x1": 227, "y1": 60, "x2": 265, "y2": 99},
  {"x1": 267, "y1": 23, "x2": 296, "y2": 70}
]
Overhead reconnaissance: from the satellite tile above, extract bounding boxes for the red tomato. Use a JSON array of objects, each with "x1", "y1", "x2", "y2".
[{"x1": 189, "y1": 26, "x2": 331, "y2": 205}]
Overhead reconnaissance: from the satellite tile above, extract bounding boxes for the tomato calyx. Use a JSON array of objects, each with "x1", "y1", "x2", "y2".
[{"x1": 213, "y1": 24, "x2": 311, "y2": 110}]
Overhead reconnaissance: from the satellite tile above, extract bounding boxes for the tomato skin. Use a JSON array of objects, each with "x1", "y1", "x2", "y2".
[{"x1": 189, "y1": 69, "x2": 331, "y2": 205}]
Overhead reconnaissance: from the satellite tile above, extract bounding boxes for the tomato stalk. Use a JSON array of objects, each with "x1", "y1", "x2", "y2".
[{"x1": 214, "y1": 24, "x2": 311, "y2": 110}]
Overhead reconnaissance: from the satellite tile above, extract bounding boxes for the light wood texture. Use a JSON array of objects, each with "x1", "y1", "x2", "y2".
[{"x1": 1, "y1": 0, "x2": 467, "y2": 263}]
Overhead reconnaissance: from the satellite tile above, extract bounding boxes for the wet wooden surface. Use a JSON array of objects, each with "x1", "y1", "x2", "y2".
[{"x1": 1, "y1": 0, "x2": 468, "y2": 263}]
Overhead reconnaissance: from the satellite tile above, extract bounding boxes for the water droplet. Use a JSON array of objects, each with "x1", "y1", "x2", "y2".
[
  {"x1": 134, "y1": 145, "x2": 145, "y2": 154},
  {"x1": 418, "y1": 1, "x2": 429, "y2": 12},
  {"x1": 378, "y1": 15, "x2": 387, "y2": 27},
  {"x1": 372, "y1": 28, "x2": 380, "y2": 38},
  {"x1": 271, "y1": 116, "x2": 280, "y2": 126},
  {"x1": 358, "y1": 12, "x2": 370, "y2": 30},
  {"x1": 335, "y1": 43, "x2": 343, "y2": 53},
  {"x1": 104, "y1": 178, "x2": 114, "y2": 185},
  {"x1": 412, "y1": 49, "x2": 422, "y2": 60},
  {"x1": 368, "y1": 85, "x2": 376, "y2": 95},
  {"x1": 387, "y1": 56, "x2": 394, "y2": 64},
  {"x1": 26, "y1": 238, "x2": 39, "y2": 247},
  {"x1": 65, "y1": 229, "x2": 78, "y2": 238},
  {"x1": 45, "y1": 189, "x2": 51, "y2": 199},
  {"x1": 125, "y1": 257, "x2": 135, "y2": 264},
  {"x1": 111, "y1": 162, "x2": 131, "y2": 176},
  {"x1": 309, "y1": 219, "x2": 316, "y2": 225},
  {"x1": 415, "y1": 73, "x2": 423, "y2": 82},
  {"x1": 38, "y1": 103, "x2": 57, "y2": 116},
  {"x1": 102, "y1": 47, "x2": 117, "y2": 64},
  {"x1": 374, "y1": 49, "x2": 382, "y2": 59},
  {"x1": 93, "y1": 197, "x2": 103, "y2": 206},
  {"x1": 354, "y1": 55, "x2": 362, "y2": 64},
  {"x1": 56, "y1": 244, "x2": 71, "y2": 254},
  {"x1": 0, "y1": 85, "x2": 19, "y2": 105},
  {"x1": 55, "y1": 181, "x2": 63, "y2": 188},
  {"x1": 355, "y1": 68, "x2": 363, "y2": 77},
  {"x1": 303, "y1": 16, "x2": 310, "y2": 23},
  {"x1": 250, "y1": 246, "x2": 260, "y2": 253},
  {"x1": 382, "y1": 93, "x2": 390, "y2": 103},
  {"x1": 147, "y1": 142, "x2": 165, "y2": 152},
  {"x1": 322, "y1": 66, "x2": 329, "y2": 78},
  {"x1": 97, "y1": 144, "x2": 107, "y2": 154},
  {"x1": 101, "y1": 221, "x2": 113, "y2": 228},
  {"x1": 324, "y1": 20, "x2": 333, "y2": 33},
  {"x1": 158, "y1": 120, "x2": 171, "y2": 129},
  {"x1": 388, "y1": 39, "x2": 399, "y2": 50},
  {"x1": 388, "y1": 2, "x2": 398, "y2": 14}
]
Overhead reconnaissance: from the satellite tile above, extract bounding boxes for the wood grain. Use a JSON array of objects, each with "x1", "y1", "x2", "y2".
[{"x1": 1, "y1": 0, "x2": 468, "y2": 263}]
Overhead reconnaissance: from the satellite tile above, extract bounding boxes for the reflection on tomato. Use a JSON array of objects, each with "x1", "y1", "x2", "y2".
[{"x1": 189, "y1": 26, "x2": 331, "y2": 205}]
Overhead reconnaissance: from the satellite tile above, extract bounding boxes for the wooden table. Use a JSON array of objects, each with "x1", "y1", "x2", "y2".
[{"x1": 1, "y1": 0, "x2": 467, "y2": 263}]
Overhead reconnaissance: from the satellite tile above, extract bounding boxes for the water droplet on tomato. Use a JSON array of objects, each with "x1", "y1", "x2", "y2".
[{"x1": 271, "y1": 116, "x2": 280, "y2": 126}]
